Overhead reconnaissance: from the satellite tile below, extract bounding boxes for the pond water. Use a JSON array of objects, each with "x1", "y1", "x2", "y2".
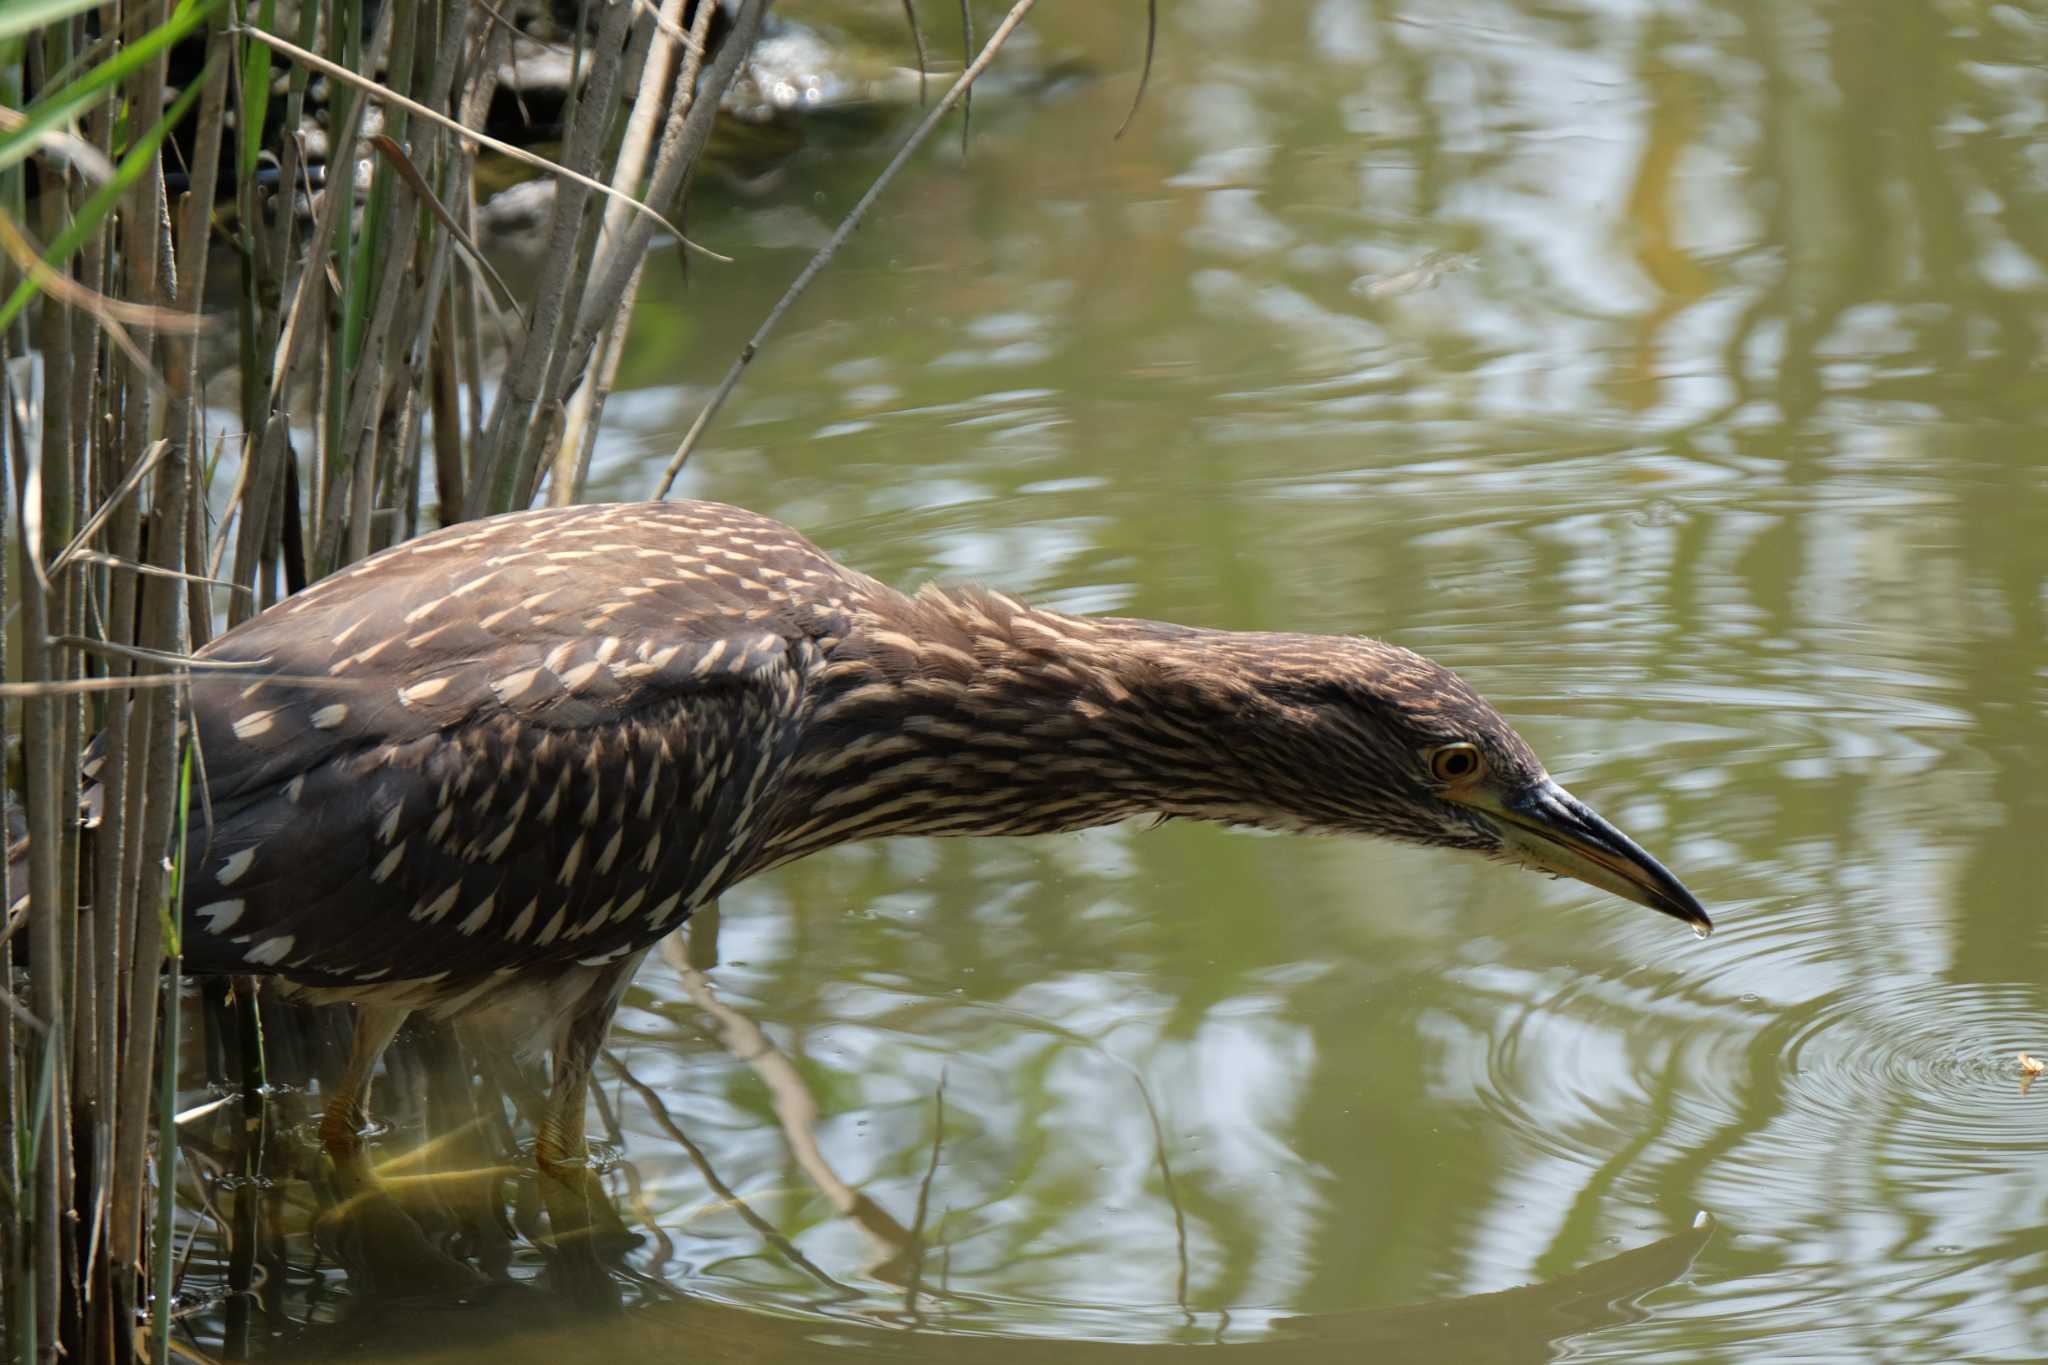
[{"x1": 177, "y1": 2, "x2": 2048, "y2": 1360}]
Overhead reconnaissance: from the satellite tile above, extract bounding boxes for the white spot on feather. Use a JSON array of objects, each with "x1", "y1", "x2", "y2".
[
  {"x1": 491, "y1": 668, "x2": 543, "y2": 703},
  {"x1": 506, "y1": 899, "x2": 539, "y2": 940},
  {"x1": 311, "y1": 704, "x2": 348, "y2": 730},
  {"x1": 457, "y1": 895, "x2": 497, "y2": 935},
  {"x1": 244, "y1": 934, "x2": 294, "y2": 966},
  {"x1": 594, "y1": 829, "x2": 623, "y2": 876},
  {"x1": 397, "y1": 676, "x2": 452, "y2": 707},
  {"x1": 195, "y1": 899, "x2": 245, "y2": 932},
  {"x1": 412, "y1": 884, "x2": 459, "y2": 923},
  {"x1": 232, "y1": 710, "x2": 277, "y2": 740}
]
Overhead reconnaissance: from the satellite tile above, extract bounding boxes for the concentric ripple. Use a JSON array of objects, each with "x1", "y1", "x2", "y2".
[
  {"x1": 1479, "y1": 956, "x2": 2048, "y2": 1217},
  {"x1": 1773, "y1": 981, "x2": 2048, "y2": 1156}
]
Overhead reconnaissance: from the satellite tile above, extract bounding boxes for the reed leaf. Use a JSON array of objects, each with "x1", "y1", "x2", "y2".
[
  {"x1": 0, "y1": 60, "x2": 216, "y2": 332},
  {"x1": 0, "y1": 0, "x2": 220, "y2": 174},
  {"x1": 0, "y1": 0, "x2": 104, "y2": 45}
]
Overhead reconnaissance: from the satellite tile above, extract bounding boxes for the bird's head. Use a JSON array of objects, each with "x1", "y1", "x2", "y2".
[{"x1": 1213, "y1": 634, "x2": 1711, "y2": 935}]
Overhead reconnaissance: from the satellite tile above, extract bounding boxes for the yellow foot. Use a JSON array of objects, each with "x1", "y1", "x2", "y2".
[{"x1": 534, "y1": 1148, "x2": 640, "y2": 1278}]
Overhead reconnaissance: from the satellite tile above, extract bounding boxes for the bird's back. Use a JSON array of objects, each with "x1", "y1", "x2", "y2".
[{"x1": 170, "y1": 500, "x2": 875, "y2": 1010}]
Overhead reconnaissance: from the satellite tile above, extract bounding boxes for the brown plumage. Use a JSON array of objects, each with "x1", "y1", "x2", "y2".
[{"x1": 84, "y1": 499, "x2": 1711, "y2": 1178}]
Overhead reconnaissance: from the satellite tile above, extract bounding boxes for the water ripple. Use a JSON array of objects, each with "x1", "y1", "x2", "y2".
[{"x1": 1480, "y1": 964, "x2": 2048, "y2": 1206}]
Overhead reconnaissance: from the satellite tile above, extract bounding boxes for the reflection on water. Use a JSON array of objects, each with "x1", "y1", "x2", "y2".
[{"x1": 178, "y1": 0, "x2": 2048, "y2": 1360}]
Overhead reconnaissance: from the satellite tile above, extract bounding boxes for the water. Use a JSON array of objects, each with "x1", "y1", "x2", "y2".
[{"x1": 176, "y1": 2, "x2": 2048, "y2": 1360}]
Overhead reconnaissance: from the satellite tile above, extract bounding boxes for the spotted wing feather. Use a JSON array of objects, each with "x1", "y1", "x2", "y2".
[{"x1": 174, "y1": 501, "x2": 853, "y2": 1001}]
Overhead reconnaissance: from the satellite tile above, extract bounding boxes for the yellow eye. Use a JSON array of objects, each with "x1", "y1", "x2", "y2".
[{"x1": 1428, "y1": 743, "x2": 1485, "y2": 784}]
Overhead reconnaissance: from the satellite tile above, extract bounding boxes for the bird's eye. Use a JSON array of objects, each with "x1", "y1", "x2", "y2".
[{"x1": 1428, "y1": 743, "x2": 1485, "y2": 784}]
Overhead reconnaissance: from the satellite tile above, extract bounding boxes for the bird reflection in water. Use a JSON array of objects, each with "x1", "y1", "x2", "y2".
[
  {"x1": 175, "y1": 953, "x2": 1719, "y2": 1361},
  {"x1": 175, "y1": 905, "x2": 958, "y2": 1334}
]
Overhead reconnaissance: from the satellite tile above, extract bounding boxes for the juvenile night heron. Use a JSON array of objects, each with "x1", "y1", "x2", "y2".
[{"x1": 118, "y1": 501, "x2": 1710, "y2": 1178}]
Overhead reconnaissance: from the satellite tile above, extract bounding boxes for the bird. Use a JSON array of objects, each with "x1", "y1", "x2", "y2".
[{"x1": 79, "y1": 498, "x2": 1710, "y2": 1192}]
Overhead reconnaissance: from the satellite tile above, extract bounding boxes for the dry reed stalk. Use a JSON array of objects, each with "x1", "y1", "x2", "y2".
[
  {"x1": 0, "y1": 2, "x2": 1100, "y2": 1352},
  {"x1": 0, "y1": 5, "x2": 783, "y2": 1345},
  {"x1": 549, "y1": 0, "x2": 701, "y2": 505}
]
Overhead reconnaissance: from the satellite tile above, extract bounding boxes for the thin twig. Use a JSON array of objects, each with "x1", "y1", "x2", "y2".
[
  {"x1": 900, "y1": 0, "x2": 929, "y2": 105},
  {"x1": 604, "y1": 1049, "x2": 857, "y2": 1296},
  {"x1": 0, "y1": 675, "x2": 190, "y2": 699},
  {"x1": 0, "y1": 667, "x2": 370, "y2": 699},
  {"x1": 903, "y1": 1070, "x2": 947, "y2": 1318},
  {"x1": 172, "y1": 1096, "x2": 233, "y2": 1127},
  {"x1": 550, "y1": 0, "x2": 695, "y2": 504},
  {"x1": 1114, "y1": 0, "x2": 1158, "y2": 140},
  {"x1": 561, "y1": 0, "x2": 767, "y2": 389},
  {"x1": 930, "y1": 995, "x2": 1194, "y2": 1309},
  {"x1": 654, "y1": 0, "x2": 1039, "y2": 495},
  {"x1": 47, "y1": 636, "x2": 266, "y2": 671},
  {"x1": 45, "y1": 438, "x2": 169, "y2": 576},
  {"x1": 64, "y1": 550, "x2": 252, "y2": 597},
  {"x1": 656, "y1": 936, "x2": 873, "y2": 1220},
  {"x1": 958, "y1": 0, "x2": 974, "y2": 155},
  {"x1": 0, "y1": 983, "x2": 48, "y2": 1035},
  {"x1": 1134, "y1": 1052, "x2": 1191, "y2": 1313},
  {"x1": 469, "y1": 0, "x2": 639, "y2": 515},
  {"x1": 630, "y1": 0, "x2": 706, "y2": 55}
]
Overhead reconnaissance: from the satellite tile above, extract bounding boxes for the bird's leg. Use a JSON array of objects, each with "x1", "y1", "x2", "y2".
[
  {"x1": 534, "y1": 1001, "x2": 609, "y2": 1180},
  {"x1": 314, "y1": 1005, "x2": 488, "y2": 1295},
  {"x1": 319, "y1": 1005, "x2": 411, "y2": 1165},
  {"x1": 534, "y1": 953, "x2": 645, "y2": 1253}
]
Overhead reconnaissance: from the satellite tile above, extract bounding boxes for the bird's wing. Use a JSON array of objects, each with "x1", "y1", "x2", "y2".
[
  {"x1": 189, "y1": 500, "x2": 859, "y2": 812},
  {"x1": 172, "y1": 504, "x2": 853, "y2": 994},
  {"x1": 178, "y1": 625, "x2": 818, "y2": 994}
]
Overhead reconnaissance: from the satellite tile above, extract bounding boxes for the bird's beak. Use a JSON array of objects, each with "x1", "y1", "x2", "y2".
[{"x1": 1470, "y1": 779, "x2": 1711, "y2": 935}]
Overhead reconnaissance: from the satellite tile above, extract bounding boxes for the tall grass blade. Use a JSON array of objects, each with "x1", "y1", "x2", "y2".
[
  {"x1": 235, "y1": 0, "x2": 276, "y2": 181},
  {"x1": 0, "y1": 61, "x2": 218, "y2": 332},
  {"x1": 0, "y1": 0, "x2": 222, "y2": 174},
  {"x1": 0, "y1": 0, "x2": 103, "y2": 44}
]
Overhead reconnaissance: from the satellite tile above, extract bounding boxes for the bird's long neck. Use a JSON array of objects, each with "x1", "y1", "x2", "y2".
[{"x1": 761, "y1": 584, "x2": 1300, "y2": 865}]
